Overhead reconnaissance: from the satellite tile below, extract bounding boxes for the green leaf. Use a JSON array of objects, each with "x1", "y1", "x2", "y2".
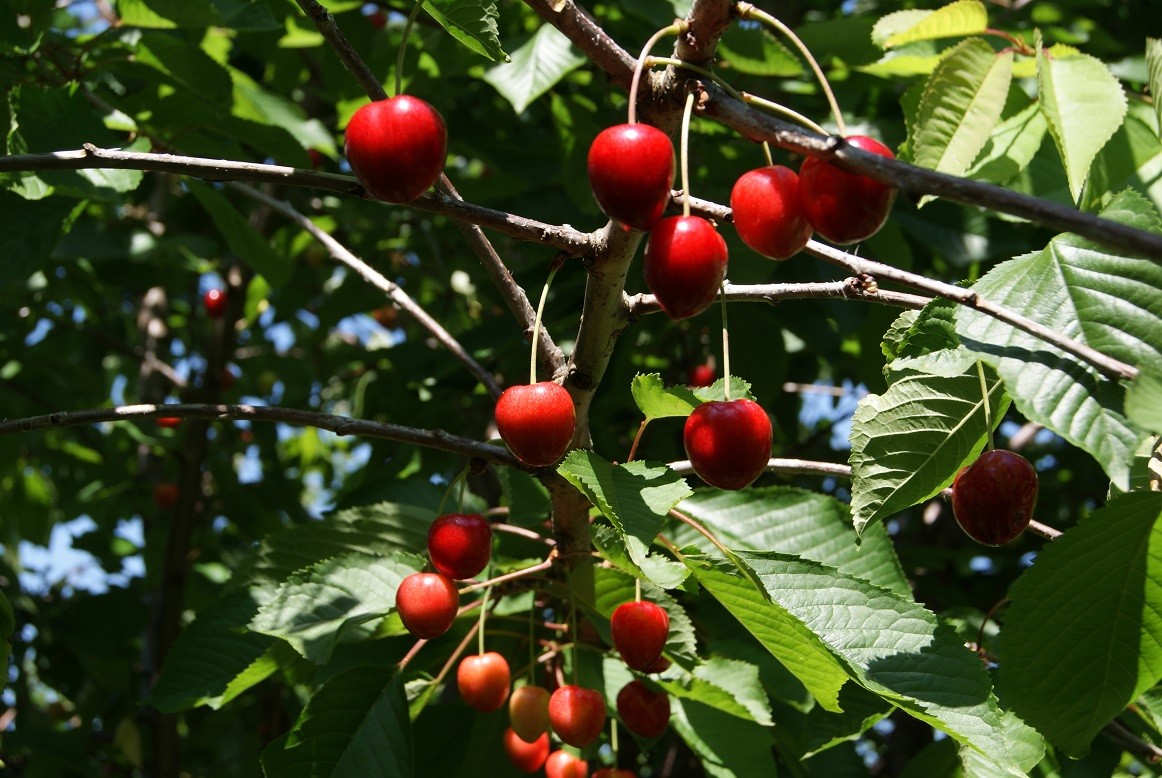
[
  {"x1": 119, "y1": 0, "x2": 278, "y2": 29},
  {"x1": 718, "y1": 24, "x2": 803, "y2": 77},
  {"x1": 912, "y1": 39, "x2": 1012, "y2": 191},
  {"x1": 423, "y1": 0, "x2": 505, "y2": 62},
  {"x1": 959, "y1": 709, "x2": 1045, "y2": 778},
  {"x1": 631, "y1": 373, "x2": 703, "y2": 420},
  {"x1": 874, "y1": 0, "x2": 989, "y2": 49},
  {"x1": 691, "y1": 656, "x2": 774, "y2": 725},
  {"x1": 1037, "y1": 37, "x2": 1128, "y2": 202},
  {"x1": 883, "y1": 309, "x2": 922, "y2": 362},
  {"x1": 693, "y1": 551, "x2": 1026, "y2": 769},
  {"x1": 484, "y1": 24, "x2": 585, "y2": 114},
  {"x1": 557, "y1": 450, "x2": 692, "y2": 568},
  {"x1": 670, "y1": 697, "x2": 779, "y2": 778},
  {"x1": 591, "y1": 522, "x2": 690, "y2": 590},
  {"x1": 136, "y1": 31, "x2": 233, "y2": 107},
  {"x1": 230, "y1": 70, "x2": 337, "y2": 156},
  {"x1": 670, "y1": 487, "x2": 911, "y2": 597},
  {"x1": 1127, "y1": 368, "x2": 1162, "y2": 435},
  {"x1": 965, "y1": 102, "x2": 1049, "y2": 187},
  {"x1": 1081, "y1": 114, "x2": 1162, "y2": 218},
  {"x1": 496, "y1": 468, "x2": 551, "y2": 526},
  {"x1": 1148, "y1": 39, "x2": 1162, "y2": 139},
  {"x1": 848, "y1": 365, "x2": 1009, "y2": 536},
  {"x1": 0, "y1": 587, "x2": 12, "y2": 660},
  {"x1": 592, "y1": 566, "x2": 699, "y2": 665},
  {"x1": 187, "y1": 182, "x2": 291, "y2": 287},
  {"x1": 954, "y1": 190, "x2": 1162, "y2": 489},
  {"x1": 0, "y1": 190, "x2": 82, "y2": 281},
  {"x1": 261, "y1": 666, "x2": 412, "y2": 777},
  {"x1": 150, "y1": 591, "x2": 276, "y2": 712},
  {"x1": 692, "y1": 376, "x2": 755, "y2": 403},
  {"x1": 249, "y1": 551, "x2": 424, "y2": 663},
  {"x1": 999, "y1": 492, "x2": 1162, "y2": 756}
]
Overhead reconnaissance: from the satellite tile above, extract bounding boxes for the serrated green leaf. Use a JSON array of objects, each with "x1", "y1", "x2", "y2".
[
  {"x1": 261, "y1": 666, "x2": 411, "y2": 777},
  {"x1": 883, "y1": 309, "x2": 922, "y2": 362},
  {"x1": 692, "y1": 656, "x2": 774, "y2": 725},
  {"x1": 1148, "y1": 39, "x2": 1162, "y2": 139},
  {"x1": 1127, "y1": 368, "x2": 1162, "y2": 434},
  {"x1": 591, "y1": 522, "x2": 690, "y2": 589},
  {"x1": 959, "y1": 708, "x2": 1045, "y2": 778},
  {"x1": 671, "y1": 697, "x2": 779, "y2": 778},
  {"x1": 557, "y1": 450, "x2": 692, "y2": 568},
  {"x1": 877, "y1": 0, "x2": 988, "y2": 49},
  {"x1": 1081, "y1": 115, "x2": 1162, "y2": 218},
  {"x1": 631, "y1": 373, "x2": 702, "y2": 420},
  {"x1": 848, "y1": 365, "x2": 1010, "y2": 536},
  {"x1": 424, "y1": 0, "x2": 505, "y2": 62},
  {"x1": 249, "y1": 552, "x2": 424, "y2": 663},
  {"x1": 694, "y1": 551, "x2": 1026, "y2": 769},
  {"x1": 692, "y1": 376, "x2": 755, "y2": 403},
  {"x1": 999, "y1": 492, "x2": 1162, "y2": 756},
  {"x1": 860, "y1": 41, "x2": 948, "y2": 78},
  {"x1": 670, "y1": 487, "x2": 911, "y2": 597},
  {"x1": 955, "y1": 190, "x2": 1162, "y2": 489},
  {"x1": 187, "y1": 182, "x2": 291, "y2": 287},
  {"x1": 150, "y1": 591, "x2": 276, "y2": 712},
  {"x1": 912, "y1": 38, "x2": 1012, "y2": 194},
  {"x1": 1037, "y1": 37, "x2": 1128, "y2": 202},
  {"x1": 483, "y1": 24, "x2": 584, "y2": 114},
  {"x1": 966, "y1": 102, "x2": 1048, "y2": 186},
  {"x1": 592, "y1": 563, "x2": 698, "y2": 665},
  {"x1": 718, "y1": 24, "x2": 803, "y2": 77}
]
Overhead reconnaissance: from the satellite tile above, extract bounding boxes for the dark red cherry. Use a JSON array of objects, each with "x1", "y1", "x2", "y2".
[
  {"x1": 643, "y1": 215, "x2": 728, "y2": 320},
  {"x1": 951, "y1": 449, "x2": 1038, "y2": 545},
  {"x1": 683, "y1": 399, "x2": 772, "y2": 490},
  {"x1": 798, "y1": 135, "x2": 896, "y2": 245}
]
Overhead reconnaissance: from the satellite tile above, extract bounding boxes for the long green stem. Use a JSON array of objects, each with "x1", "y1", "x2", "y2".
[
  {"x1": 720, "y1": 284, "x2": 731, "y2": 401},
  {"x1": 977, "y1": 360, "x2": 994, "y2": 451},
  {"x1": 738, "y1": 3, "x2": 847, "y2": 135},
  {"x1": 567, "y1": 568, "x2": 579, "y2": 686},
  {"x1": 436, "y1": 464, "x2": 470, "y2": 515},
  {"x1": 628, "y1": 24, "x2": 685, "y2": 124},
  {"x1": 476, "y1": 584, "x2": 494, "y2": 655},
  {"x1": 528, "y1": 595, "x2": 537, "y2": 684},
  {"x1": 762, "y1": 141, "x2": 774, "y2": 167},
  {"x1": 529, "y1": 266, "x2": 559, "y2": 384},
  {"x1": 395, "y1": 0, "x2": 426, "y2": 97},
  {"x1": 680, "y1": 91, "x2": 695, "y2": 217},
  {"x1": 634, "y1": 576, "x2": 642, "y2": 603},
  {"x1": 646, "y1": 57, "x2": 745, "y2": 103},
  {"x1": 741, "y1": 92, "x2": 828, "y2": 136},
  {"x1": 611, "y1": 717, "x2": 620, "y2": 760}
]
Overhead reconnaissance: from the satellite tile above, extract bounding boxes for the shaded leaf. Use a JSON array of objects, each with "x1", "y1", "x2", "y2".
[
  {"x1": 999, "y1": 492, "x2": 1162, "y2": 756},
  {"x1": 1127, "y1": 368, "x2": 1162, "y2": 435},
  {"x1": 187, "y1": 182, "x2": 291, "y2": 287},
  {"x1": 1149, "y1": 39, "x2": 1162, "y2": 139},
  {"x1": 718, "y1": 24, "x2": 803, "y2": 77},
  {"x1": 671, "y1": 697, "x2": 778, "y2": 778},
  {"x1": 966, "y1": 102, "x2": 1048, "y2": 187},
  {"x1": 424, "y1": 0, "x2": 505, "y2": 62}
]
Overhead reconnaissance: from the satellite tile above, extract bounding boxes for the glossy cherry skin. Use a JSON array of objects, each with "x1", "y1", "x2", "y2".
[
  {"x1": 154, "y1": 482, "x2": 179, "y2": 510},
  {"x1": 616, "y1": 680, "x2": 670, "y2": 739},
  {"x1": 687, "y1": 363, "x2": 715, "y2": 387},
  {"x1": 509, "y1": 685, "x2": 551, "y2": 743},
  {"x1": 545, "y1": 750, "x2": 589, "y2": 778},
  {"x1": 503, "y1": 728, "x2": 549, "y2": 773},
  {"x1": 683, "y1": 399, "x2": 772, "y2": 490},
  {"x1": 395, "y1": 572, "x2": 459, "y2": 639},
  {"x1": 345, "y1": 95, "x2": 447, "y2": 203},
  {"x1": 549, "y1": 685, "x2": 606, "y2": 748},
  {"x1": 730, "y1": 165, "x2": 813, "y2": 260},
  {"x1": 203, "y1": 288, "x2": 226, "y2": 318},
  {"x1": 951, "y1": 449, "x2": 1038, "y2": 546},
  {"x1": 427, "y1": 513, "x2": 491, "y2": 580},
  {"x1": 494, "y1": 382, "x2": 576, "y2": 467},
  {"x1": 643, "y1": 215, "x2": 728, "y2": 320},
  {"x1": 588, "y1": 123, "x2": 675, "y2": 231},
  {"x1": 799, "y1": 135, "x2": 896, "y2": 245},
  {"x1": 644, "y1": 655, "x2": 671, "y2": 674},
  {"x1": 610, "y1": 601, "x2": 669, "y2": 671},
  {"x1": 456, "y1": 652, "x2": 511, "y2": 712}
]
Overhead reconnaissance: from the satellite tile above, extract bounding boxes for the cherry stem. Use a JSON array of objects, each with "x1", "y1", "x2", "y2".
[
  {"x1": 976, "y1": 360, "x2": 994, "y2": 451},
  {"x1": 985, "y1": 28, "x2": 1034, "y2": 55},
  {"x1": 738, "y1": 3, "x2": 847, "y2": 135},
  {"x1": 634, "y1": 576, "x2": 642, "y2": 603},
  {"x1": 720, "y1": 284, "x2": 732, "y2": 402},
  {"x1": 567, "y1": 567, "x2": 579, "y2": 686},
  {"x1": 459, "y1": 555, "x2": 555, "y2": 595},
  {"x1": 476, "y1": 583, "x2": 494, "y2": 655},
  {"x1": 436, "y1": 463, "x2": 470, "y2": 516},
  {"x1": 975, "y1": 597, "x2": 1010, "y2": 657},
  {"x1": 529, "y1": 265, "x2": 559, "y2": 385},
  {"x1": 741, "y1": 92, "x2": 828, "y2": 136},
  {"x1": 628, "y1": 22, "x2": 686, "y2": 125},
  {"x1": 528, "y1": 594, "x2": 537, "y2": 684},
  {"x1": 645, "y1": 57, "x2": 745, "y2": 103},
  {"x1": 395, "y1": 0, "x2": 426, "y2": 98},
  {"x1": 611, "y1": 716, "x2": 620, "y2": 759},
  {"x1": 626, "y1": 419, "x2": 649, "y2": 463},
  {"x1": 1027, "y1": 520, "x2": 1063, "y2": 540},
  {"x1": 680, "y1": 91, "x2": 695, "y2": 218},
  {"x1": 398, "y1": 597, "x2": 484, "y2": 670},
  {"x1": 762, "y1": 141, "x2": 774, "y2": 167},
  {"x1": 432, "y1": 617, "x2": 480, "y2": 689}
]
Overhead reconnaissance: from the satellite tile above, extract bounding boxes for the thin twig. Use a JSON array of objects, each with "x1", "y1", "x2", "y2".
[
  {"x1": 458, "y1": 556, "x2": 556, "y2": 595},
  {"x1": 491, "y1": 523, "x2": 554, "y2": 544},
  {"x1": 669, "y1": 457, "x2": 853, "y2": 478},
  {"x1": 0, "y1": 403, "x2": 519, "y2": 466},
  {"x1": 229, "y1": 183, "x2": 501, "y2": 399},
  {"x1": 626, "y1": 280, "x2": 930, "y2": 316}
]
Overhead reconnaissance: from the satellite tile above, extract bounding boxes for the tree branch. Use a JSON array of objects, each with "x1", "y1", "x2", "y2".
[
  {"x1": 626, "y1": 279, "x2": 929, "y2": 317},
  {"x1": 669, "y1": 457, "x2": 853, "y2": 479},
  {"x1": 0, "y1": 403, "x2": 520, "y2": 467},
  {"x1": 229, "y1": 182, "x2": 503, "y2": 399},
  {"x1": 293, "y1": 0, "x2": 387, "y2": 101}
]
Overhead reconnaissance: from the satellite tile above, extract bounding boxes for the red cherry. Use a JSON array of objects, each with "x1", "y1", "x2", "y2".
[
  {"x1": 156, "y1": 416, "x2": 181, "y2": 429},
  {"x1": 503, "y1": 728, "x2": 549, "y2": 773},
  {"x1": 306, "y1": 148, "x2": 325, "y2": 169},
  {"x1": 587, "y1": 123, "x2": 675, "y2": 230},
  {"x1": 545, "y1": 750, "x2": 589, "y2": 778},
  {"x1": 203, "y1": 288, "x2": 226, "y2": 318},
  {"x1": 345, "y1": 96, "x2": 447, "y2": 203},
  {"x1": 456, "y1": 652, "x2": 511, "y2": 712},
  {"x1": 367, "y1": 9, "x2": 388, "y2": 29},
  {"x1": 154, "y1": 482, "x2": 179, "y2": 510},
  {"x1": 951, "y1": 449, "x2": 1038, "y2": 546},
  {"x1": 427, "y1": 513, "x2": 491, "y2": 580},
  {"x1": 494, "y1": 382, "x2": 576, "y2": 467},
  {"x1": 798, "y1": 135, "x2": 896, "y2": 245},
  {"x1": 644, "y1": 655, "x2": 671, "y2": 674},
  {"x1": 548, "y1": 685, "x2": 606, "y2": 748},
  {"x1": 395, "y1": 572, "x2": 459, "y2": 639},
  {"x1": 687, "y1": 363, "x2": 715, "y2": 387},
  {"x1": 509, "y1": 685, "x2": 551, "y2": 743},
  {"x1": 616, "y1": 680, "x2": 670, "y2": 739},
  {"x1": 683, "y1": 399, "x2": 772, "y2": 490},
  {"x1": 610, "y1": 601, "x2": 669, "y2": 671},
  {"x1": 730, "y1": 165, "x2": 813, "y2": 260},
  {"x1": 643, "y1": 215, "x2": 728, "y2": 320}
]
